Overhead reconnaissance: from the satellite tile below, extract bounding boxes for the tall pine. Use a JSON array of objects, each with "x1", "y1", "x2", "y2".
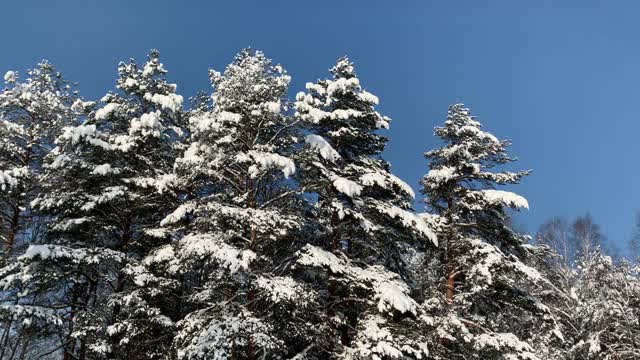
[
  {"x1": 0, "y1": 63, "x2": 77, "y2": 259},
  {"x1": 153, "y1": 49, "x2": 311, "y2": 359},
  {"x1": 294, "y1": 57, "x2": 436, "y2": 358},
  {"x1": 0, "y1": 61, "x2": 78, "y2": 359},
  {"x1": 2, "y1": 50, "x2": 184, "y2": 359},
  {"x1": 420, "y1": 104, "x2": 563, "y2": 359}
]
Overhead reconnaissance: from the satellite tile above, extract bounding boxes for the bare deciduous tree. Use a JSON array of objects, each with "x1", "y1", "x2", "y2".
[
  {"x1": 536, "y1": 217, "x2": 573, "y2": 267},
  {"x1": 571, "y1": 214, "x2": 604, "y2": 262},
  {"x1": 629, "y1": 212, "x2": 640, "y2": 261}
]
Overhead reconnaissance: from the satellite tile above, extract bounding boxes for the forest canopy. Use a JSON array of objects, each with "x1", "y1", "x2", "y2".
[{"x1": 0, "y1": 49, "x2": 638, "y2": 360}]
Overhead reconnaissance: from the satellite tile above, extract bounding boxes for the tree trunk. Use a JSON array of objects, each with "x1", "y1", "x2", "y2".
[
  {"x1": 445, "y1": 272, "x2": 455, "y2": 302},
  {"x1": 4, "y1": 202, "x2": 22, "y2": 259},
  {"x1": 63, "y1": 284, "x2": 82, "y2": 360},
  {"x1": 224, "y1": 288, "x2": 237, "y2": 360},
  {"x1": 230, "y1": 341, "x2": 237, "y2": 360},
  {"x1": 79, "y1": 279, "x2": 96, "y2": 360},
  {"x1": 327, "y1": 212, "x2": 340, "y2": 348},
  {"x1": 445, "y1": 229, "x2": 455, "y2": 302},
  {"x1": 247, "y1": 288, "x2": 256, "y2": 360},
  {"x1": 247, "y1": 223, "x2": 257, "y2": 360},
  {"x1": 100, "y1": 215, "x2": 133, "y2": 359},
  {"x1": 17, "y1": 337, "x2": 29, "y2": 360},
  {"x1": 340, "y1": 231, "x2": 354, "y2": 346},
  {"x1": 7, "y1": 332, "x2": 21, "y2": 360},
  {"x1": 0, "y1": 296, "x2": 24, "y2": 359},
  {"x1": 0, "y1": 318, "x2": 13, "y2": 359},
  {"x1": 110, "y1": 222, "x2": 132, "y2": 326},
  {"x1": 4, "y1": 143, "x2": 33, "y2": 260},
  {"x1": 445, "y1": 202, "x2": 456, "y2": 303}
]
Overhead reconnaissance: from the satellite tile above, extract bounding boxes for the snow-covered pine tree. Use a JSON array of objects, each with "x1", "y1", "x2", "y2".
[
  {"x1": 294, "y1": 56, "x2": 437, "y2": 358},
  {"x1": 419, "y1": 104, "x2": 564, "y2": 359},
  {"x1": 1, "y1": 49, "x2": 185, "y2": 359},
  {"x1": 152, "y1": 49, "x2": 313, "y2": 360},
  {"x1": 0, "y1": 63, "x2": 77, "y2": 260},
  {"x1": 0, "y1": 62, "x2": 78, "y2": 358},
  {"x1": 98, "y1": 49, "x2": 186, "y2": 360}
]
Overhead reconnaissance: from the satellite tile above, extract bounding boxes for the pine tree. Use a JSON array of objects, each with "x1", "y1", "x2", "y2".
[
  {"x1": 152, "y1": 49, "x2": 312, "y2": 359},
  {"x1": 419, "y1": 104, "x2": 563, "y2": 359},
  {"x1": 0, "y1": 63, "x2": 77, "y2": 260},
  {"x1": 293, "y1": 57, "x2": 436, "y2": 358},
  {"x1": 1, "y1": 49, "x2": 184, "y2": 359},
  {"x1": 0, "y1": 62, "x2": 78, "y2": 358},
  {"x1": 3, "y1": 46, "x2": 638, "y2": 360},
  {"x1": 97, "y1": 49, "x2": 186, "y2": 359}
]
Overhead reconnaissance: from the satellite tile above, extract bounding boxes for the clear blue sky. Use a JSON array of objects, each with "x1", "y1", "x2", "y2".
[{"x1": 2, "y1": 1, "x2": 639, "y2": 254}]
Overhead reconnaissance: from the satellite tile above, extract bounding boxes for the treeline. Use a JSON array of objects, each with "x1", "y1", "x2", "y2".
[{"x1": 0, "y1": 49, "x2": 638, "y2": 360}]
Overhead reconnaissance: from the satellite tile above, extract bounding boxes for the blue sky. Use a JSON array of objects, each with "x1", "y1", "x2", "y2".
[{"x1": 2, "y1": 1, "x2": 639, "y2": 254}]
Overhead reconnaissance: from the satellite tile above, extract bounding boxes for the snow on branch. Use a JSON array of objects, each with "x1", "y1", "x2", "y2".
[
  {"x1": 255, "y1": 275, "x2": 316, "y2": 305},
  {"x1": 345, "y1": 314, "x2": 429, "y2": 360},
  {"x1": 144, "y1": 92, "x2": 183, "y2": 112},
  {"x1": 480, "y1": 189, "x2": 529, "y2": 210},
  {"x1": 296, "y1": 244, "x2": 419, "y2": 315},
  {"x1": 305, "y1": 134, "x2": 341, "y2": 162},
  {"x1": 0, "y1": 305, "x2": 64, "y2": 327},
  {"x1": 178, "y1": 234, "x2": 256, "y2": 274},
  {"x1": 465, "y1": 238, "x2": 542, "y2": 290},
  {"x1": 236, "y1": 150, "x2": 296, "y2": 178},
  {"x1": 374, "y1": 203, "x2": 438, "y2": 245},
  {"x1": 331, "y1": 176, "x2": 363, "y2": 197},
  {"x1": 359, "y1": 171, "x2": 416, "y2": 199},
  {"x1": 20, "y1": 244, "x2": 123, "y2": 264},
  {"x1": 160, "y1": 203, "x2": 195, "y2": 226},
  {"x1": 473, "y1": 332, "x2": 539, "y2": 360}
]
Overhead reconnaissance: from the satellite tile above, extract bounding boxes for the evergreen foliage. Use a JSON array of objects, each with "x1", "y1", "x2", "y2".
[{"x1": 0, "y1": 50, "x2": 637, "y2": 360}]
